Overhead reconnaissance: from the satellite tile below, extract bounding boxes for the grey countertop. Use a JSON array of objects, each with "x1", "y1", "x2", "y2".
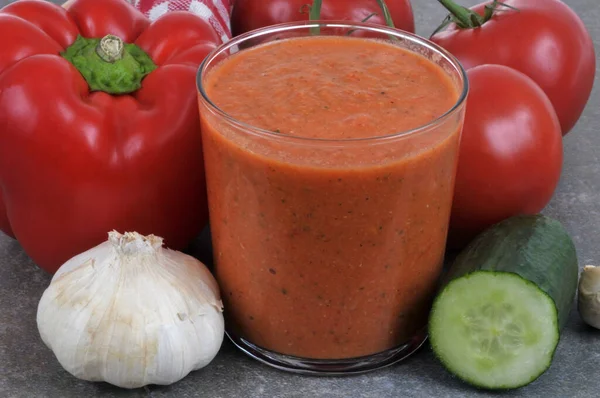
[{"x1": 1, "y1": 0, "x2": 599, "y2": 397}]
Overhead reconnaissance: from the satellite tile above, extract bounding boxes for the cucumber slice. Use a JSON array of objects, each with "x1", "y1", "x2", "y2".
[
  {"x1": 429, "y1": 271, "x2": 559, "y2": 389},
  {"x1": 429, "y1": 215, "x2": 578, "y2": 390}
]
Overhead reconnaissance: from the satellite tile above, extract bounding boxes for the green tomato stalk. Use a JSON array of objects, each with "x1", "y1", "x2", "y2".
[
  {"x1": 433, "y1": 0, "x2": 519, "y2": 35},
  {"x1": 375, "y1": 0, "x2": 396, "y2": 29}
]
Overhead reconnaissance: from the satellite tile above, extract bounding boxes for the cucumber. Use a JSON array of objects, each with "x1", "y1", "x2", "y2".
[{"x1": 429, "y1": 214, "x2": 579, "y2": 390}]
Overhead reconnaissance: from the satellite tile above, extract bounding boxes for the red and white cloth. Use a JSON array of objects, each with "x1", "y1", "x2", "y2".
[{"x1": 130, "y1": 0, "x2": 233, "y2": 43}]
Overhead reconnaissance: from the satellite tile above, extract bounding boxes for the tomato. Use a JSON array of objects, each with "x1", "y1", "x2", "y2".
[
  {"x1": 448, "y1": 65, "x2": 563, "y2": 248},
  {"x1": 231, "y1": 0, "x2": 415, "y2": 36},
  {"x1": 430, "y1": 0, "x2": 595, "y2": 136}
]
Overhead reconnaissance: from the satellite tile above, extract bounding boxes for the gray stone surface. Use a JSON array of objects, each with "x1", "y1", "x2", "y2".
[{"x1": 1, "y1": 0, "x2": 599, "y2": 397}]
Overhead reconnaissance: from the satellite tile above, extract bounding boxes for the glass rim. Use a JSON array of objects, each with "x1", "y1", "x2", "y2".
[{"x1": 197, "y1": 20, "x2": 469, "y2": 144}]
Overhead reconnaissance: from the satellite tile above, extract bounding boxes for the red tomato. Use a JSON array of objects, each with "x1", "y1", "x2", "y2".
[
  {"x1": 448, "y1": 65, "x2": 563, "y2": 248},
  {"x1": 430, "y1": 0, "x2": 595, "y2": 136},
  {"x1": 231, "y1": 0, "x2": 415, "y2": 36}
]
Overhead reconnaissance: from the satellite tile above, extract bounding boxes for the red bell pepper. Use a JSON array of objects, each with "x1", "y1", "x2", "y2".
[{"x1": 0, "y1": 0, "x2": 220, "y2": 273}]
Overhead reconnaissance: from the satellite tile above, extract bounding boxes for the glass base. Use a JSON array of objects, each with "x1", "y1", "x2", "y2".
[{"x1": 226, "y1": 329, "x2": 428, "y2": 375}]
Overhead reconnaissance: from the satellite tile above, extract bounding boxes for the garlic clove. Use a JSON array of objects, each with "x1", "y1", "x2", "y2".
[
  {"x1": 578, "y1": 265, "x2": 600, "y2": 330},
  {"x1": 37, "y1": 231, "x2": 225, "y2": 389}
]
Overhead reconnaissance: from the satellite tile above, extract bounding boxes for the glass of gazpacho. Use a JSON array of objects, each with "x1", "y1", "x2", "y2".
[{"x1": 197, "y1": 21, "x2": 468, "y2": 374}]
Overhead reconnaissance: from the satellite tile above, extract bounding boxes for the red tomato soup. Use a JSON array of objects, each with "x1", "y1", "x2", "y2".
[{"x1": 200, "y1": 36, "x2": 464, "y2": 360}]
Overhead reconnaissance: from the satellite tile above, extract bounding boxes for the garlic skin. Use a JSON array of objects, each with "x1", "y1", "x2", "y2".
[
  {"x1": 578, "y1": 265, "x2": 600, "y2": 330},
  {"x1": 37, "y1": 231, "x2": 225, "y2": 389}
]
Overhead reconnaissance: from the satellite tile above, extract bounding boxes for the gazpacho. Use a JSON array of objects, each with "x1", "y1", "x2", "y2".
[{"x1": 199, "y1": 34, "x2": 465, "y2": 362}]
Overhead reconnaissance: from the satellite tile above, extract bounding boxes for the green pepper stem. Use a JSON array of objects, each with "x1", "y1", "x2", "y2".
[
  {"x1": 96, "y1": 35, "x2": 124, "y2": 63},
  {"x1": 61, "y1": 35, "x2": 157, "y2": 95}
]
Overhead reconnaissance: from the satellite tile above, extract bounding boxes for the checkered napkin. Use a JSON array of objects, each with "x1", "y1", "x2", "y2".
[{"x1": 131, "y1": 0, "x2": 232, "y2": 43}]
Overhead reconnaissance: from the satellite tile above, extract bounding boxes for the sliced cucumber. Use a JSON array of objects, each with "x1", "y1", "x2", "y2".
[
  {"x1": 430, "y1": 215, "x2": 579, "y2": 390},
  {"x1": 429, "y1": 271, "x2": 558, "y2": 389}
]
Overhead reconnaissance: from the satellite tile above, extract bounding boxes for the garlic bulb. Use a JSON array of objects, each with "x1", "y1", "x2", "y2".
[
  {"x1": 578, "y1": 265, "x2": 600, "y2": 330},
  {"x1": 37, "y1": 231, "x2": 225, "y2": 389}
]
